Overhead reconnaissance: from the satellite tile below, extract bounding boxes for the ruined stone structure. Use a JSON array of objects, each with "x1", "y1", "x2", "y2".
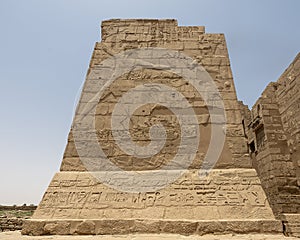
[
  {"x1": 0, "y1": 217, "x2": 23, "y2": 232},
  {"x1": 241, "y1": 53, "x2": 300, "y2": 237},
  {"x1": 22, "y1": 19, "x2": 285, "y2": 236}
]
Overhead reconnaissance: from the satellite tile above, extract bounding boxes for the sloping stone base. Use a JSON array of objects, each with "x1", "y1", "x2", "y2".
[{"x1": 22, "y1": 169, "x2": 281, "y2": 235}]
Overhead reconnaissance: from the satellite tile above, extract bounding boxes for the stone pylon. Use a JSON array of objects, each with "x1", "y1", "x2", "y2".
[{"x1": 22, "y1": 19, "x2": 281, "y2": 236}]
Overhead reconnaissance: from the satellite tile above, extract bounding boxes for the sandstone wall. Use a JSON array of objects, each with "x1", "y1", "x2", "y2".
[
  {"x1": 242, "y1": 53, "x2": 300, "y2": 236},
  {"x1": 248, "y1": 83, "x2": 297, "y2": 214},
  {"x1": 23, "y1": 19, "x2": 281, "y2": 236},
  {"x1": 61, "y1": 19, "x2": 250, "y2": 172},
  {"x1": 276, "y1": 53, "x2": 300, "y2": 185}
]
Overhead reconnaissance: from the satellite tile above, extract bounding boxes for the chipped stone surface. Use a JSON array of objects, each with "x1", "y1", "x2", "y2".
[
  {"x1": 2, "y1": 231, "x2": 300, "y2": 240},
  {"x1": 240, "y1": 53, "x2": 300, "y2": 237},
  {"x1": 23, "y1": 170, "x2": 281, "y2": 235},
  {"x1": 282, "y1": 214, "x2": 300, "y2": 237},
  {"x1": 23, "y1": 19, "x2": 280, "y2": 236},
  {"x1": 0, "y1": 218, "x2": 23, "y2": 232},
  {"x1": 61, "y1": 19, "x2": 250, "y2": 172},
  {"x1": 31, "y1": 170, "x2": 274, "y2": 220}
]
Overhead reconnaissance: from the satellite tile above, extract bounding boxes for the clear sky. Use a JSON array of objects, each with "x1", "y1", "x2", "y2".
[{"x1": 0, "y1": 0, "x2": 299, "y2": 205}]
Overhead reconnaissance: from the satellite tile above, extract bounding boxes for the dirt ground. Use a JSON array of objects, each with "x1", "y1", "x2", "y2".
[{"x1": 0, "y1": 231, "x2": 299, "y2": 240}]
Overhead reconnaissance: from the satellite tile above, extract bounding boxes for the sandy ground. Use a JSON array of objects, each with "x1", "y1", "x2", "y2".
[{"x1": 0, "y1": 231, "x2": 298, "y2": 240}]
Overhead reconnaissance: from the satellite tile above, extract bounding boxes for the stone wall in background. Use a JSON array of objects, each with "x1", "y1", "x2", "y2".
[
  {"x1": 241, "y1": 53, "x2": 300, "y2": 237},
  {"x1": 276, "y1": 53, "x2": 300, "y2": 185},
  {"x1": 0, "y1": 205, "x2": 36, "y2": 211},
  {"x1": 0, "y1": 205, "x2": 36, "y2": 232},
  {"x1": 0, "y1": 217, "x2": 23, "y2": 232}
]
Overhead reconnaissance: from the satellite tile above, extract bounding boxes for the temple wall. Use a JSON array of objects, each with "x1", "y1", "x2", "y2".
[
  {"x1": 242, "y1": 54, "x2": 300, "y2": 221},
  {"x1": 61, "y1": 19, "x2": 250, "y2": 172}
]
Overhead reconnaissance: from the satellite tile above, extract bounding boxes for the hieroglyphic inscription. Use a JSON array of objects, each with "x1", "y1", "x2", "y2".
[{"x1": 40, "y1": 170, "x2": 267, "y2": 210}]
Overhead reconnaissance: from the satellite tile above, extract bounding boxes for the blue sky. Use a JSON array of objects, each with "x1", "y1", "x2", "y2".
[{"x1": 0, "y1": 0, "x2": 299, "y2": 205}]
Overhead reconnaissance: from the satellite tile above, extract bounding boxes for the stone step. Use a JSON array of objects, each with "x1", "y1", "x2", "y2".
[{"x1": 22, "y1": 219, "x2": 282, "y2": 236}]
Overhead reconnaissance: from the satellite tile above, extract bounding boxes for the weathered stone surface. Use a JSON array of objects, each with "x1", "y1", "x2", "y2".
[
  {"x1": 0, "y1": 218, "x2": 23, "y2": 232},
  {"x1": 240, "y1": 53, "x2": 300, "y2": 237},
  {"x1": 61, "y1": 19, "x2": 250, "y2": 172},
  {"x1": 75, "y1": 220, "x2": 95, "y2": 235},
  {"x1": 3, "y1": 231, "x2": 300, "y2": 240},
  {"x1": 23, "y1": 170, "x2": 281, "y2": 235},
  {"x1": 30, "y1": 170, "x2": 274, "y2": 220},
  {"x1": 282, "y1": 214, "x2": 300, "y2": 237},
  {"x1": 22, "y1": 219, "x2": 282, "y2": 236},
  {"x1": 22, "y1": 19, "x2": 280, "y2": 236},
  {"x1": 43, "y1": 221, "x2": 70, "y2": 235}
]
